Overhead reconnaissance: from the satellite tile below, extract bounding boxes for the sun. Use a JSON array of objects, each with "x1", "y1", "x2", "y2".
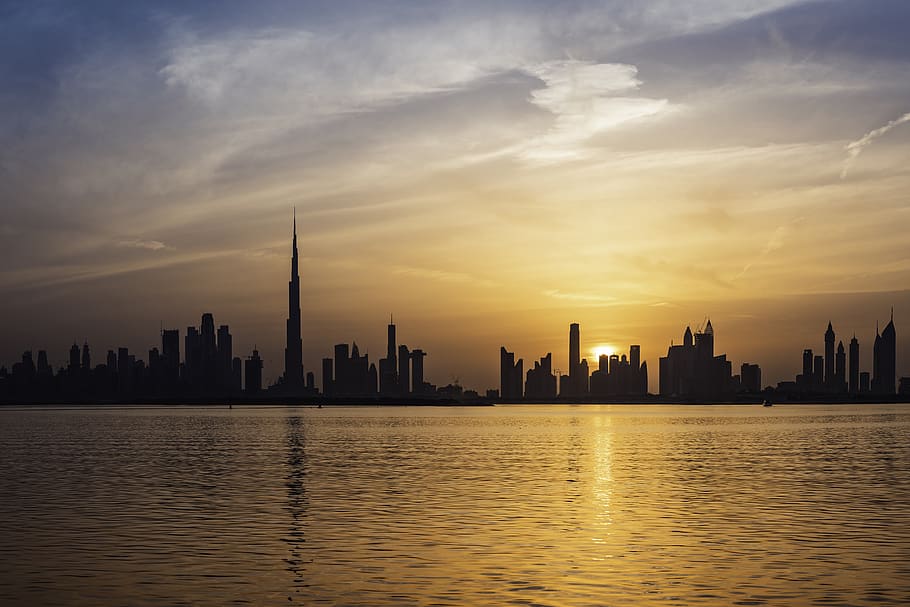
[{"x1": 592, "y1": 345, "x2": 616, "y2": 360}]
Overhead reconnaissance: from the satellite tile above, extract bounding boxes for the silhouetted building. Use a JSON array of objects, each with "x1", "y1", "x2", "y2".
[
  {"x1": 81, "y1": 342, "x2": 91, "y2": 370},
  {"x1": 660, "y1": 320, "x2": 732, "y2": 398},
  {"x1": 283, "y1": 210, "x2": 305, "y2": 390},
  {"x1": 117, "y1": 347, "x2": 131, "y2": 394},
  {"x1": 217, "y1": 324, "x2": 233, "y2": 390},
  {"x1": 592, "y1": 345, "x2": 647, "y2": 397},
  {"x1": 872, "y1": 311, "x2": 896, "y2": 395},
  {"x1": 161, "y1": 329, "x2": 180, "y2": 391},
  {"x1": 245, "y1": 349, "x2": 263, "y2": 393},
  {"x1": 802, "y1": 348, "x2": 813, "y2": 376},
  {"x1": 500, "y1": 347, "x2": 522, "y2": 400},
  {"x1": 411, "y1": 349, "x2": 426, "y2": 394},
  {"x1": 147, "y1": 347, "x2": 162, "y2": 392},
  {"x1": 849, "y1": 335, "x2": 859, "y2": 394},
  {"x1": 824, "y1": 321, "x2": 835, "y2": 388},
  {"x1": 331, "y1": 342, "x2": 374, "y2": 396},
  {"x1": 834, "y1": 341, "x2": 846, "y2": 393},
  {"x1": 741, "y1": 363, "x2": 761, "y2": 393},
  {"x1": 525, "y1": 353, "x2": 557, "y2": 399},
  {"x1": 183, "y1": 314, "x2": 224, "y2": 392},
  {"x1": 859, "y1": 371, "x2": 870, "y2": 393},
  {"x1": 564, "y1": 323, "x2": 588, "y2": 397},
  {"x1": 321, "y1": 357, "x2": 333, "y2": 396},
  {"x1": 398, "y1": 344, "x2": 411, "y2": 395},
  {"x1": 367, "y1": 363, "x2": 378, "y2": 394},
  {"x1": 68, "y1": 343, "x2": 80, "y2": 372},
  {"x1": 185, "y1": 326, "x2": 201, "y2": 387},
  {"x1": 306, "y1": 371, "x2": 315, "y2": 391},
  {"x1": 200, "y1": 313, "x2": 217, "y2": 389},
  {"x1": 231, "y1": 357, "x2": 242, "y2": 392},
  {"x1": 380, "y1": 320, "x2": 399, "y2": 395}
]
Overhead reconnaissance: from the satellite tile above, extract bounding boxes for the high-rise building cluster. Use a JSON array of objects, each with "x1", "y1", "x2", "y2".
[
  {"x1": 658, "y1": 320, "x2": 759, "y2": 398},
  {"x1": 0, "y1": 214, "x2": 440, "y2": 402},
  {"x1": 502, "y1": 319, "x2": 770, "y2": 401},
  {"x1": 500, "y1": 323, "x2": 648, "y2": 400},
  {"x1": 0, "y1": 312, "x2": 264, "y2": 401},
  {"x1": 1, "y1": 212, "x2": 907, "y2": 403},
  {"x1": 320, "y1": 320, "x2": 432, "y2": 397},
  {"x1": 776, "y1": 313, "x2": 898, "y2": 396}
]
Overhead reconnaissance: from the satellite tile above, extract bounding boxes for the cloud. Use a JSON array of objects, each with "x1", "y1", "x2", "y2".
[
  {"x1": 544, "y1": 290, "x2": 619, "y2": 304},
  {"x1": 519, "y1": 60, "x2": 671, "y2": 161},
  {"x1": 391, "y1": 265, "x2": 495, "y2": 289},
  {"x1": 733, "y1": 218, "x2": 803, "y2": 281},
  {"x1": 841, "y1": 111, "x2": 910, "y2": 178},
  {"x1": 117, "y1": 238, "x2": 170, "y2": 251}
]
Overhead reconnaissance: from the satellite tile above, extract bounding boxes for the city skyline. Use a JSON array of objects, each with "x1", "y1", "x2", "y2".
[
  {"x1": 1, "y1": 214, "x2": 905, "y2": 399},
  {"x1": 2, "y1": 1, "x2": 910, "y2": 391}
]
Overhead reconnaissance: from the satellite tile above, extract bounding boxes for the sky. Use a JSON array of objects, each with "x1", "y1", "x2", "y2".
[{"x1": 2, "y1": 0, "x2": 909, "y2": 392}]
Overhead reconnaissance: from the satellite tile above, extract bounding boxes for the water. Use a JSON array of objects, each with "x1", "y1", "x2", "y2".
[{"x1": 1, "y1": 404, "x2": 909, "y2": 606}]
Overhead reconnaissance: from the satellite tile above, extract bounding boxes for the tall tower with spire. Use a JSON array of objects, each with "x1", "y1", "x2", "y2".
[
  {"x1": 284, "y1": 209, "x2": 304, "y2": 389},
  {"x1": 849, "y1": 334, "x2": 859, "y2": 394},
  {"x1": 880, "y1": 309, "x2": 897, "y2": 395},
  {"x1": 824, "y1": 321, "x2": 835, "y2": 389}
]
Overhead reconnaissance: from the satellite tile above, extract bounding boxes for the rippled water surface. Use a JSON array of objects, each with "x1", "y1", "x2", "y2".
[{"x1": 2, "y1": 404, "x2": 909, "y2": 606}]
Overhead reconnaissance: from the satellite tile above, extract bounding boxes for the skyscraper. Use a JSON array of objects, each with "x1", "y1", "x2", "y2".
[
  {"x1": 802, "y1": 349, "x2": 813, "y2": 377},
  {"x1": 411, "y1": 349, "x2": 426, "y2": 395},
  {"x1": 162, "y1": 329, "x2": 180, "y2": 389},
  {"x1": 185, "y1": 326, "x2": 201, "y2": 387},
  {"x1": 569, "y1": 323, "x2": 580, "y2": 374},
  {"x1": 379, "y1": 319, "x2": 399, "y2": 395},
  {"x1": 81, "y1": 342, "x2": 91, "y2": 370},
  {"x1": 284, "y1": 209, "x2": 304, "y2": 389},
  {"x1": 824, "y1": 321, "x2": 835, "y2": 388},
  {"x1": 566, "y1": 323, "x2": 587, "y2": 396},
  {"x1": 872, "y1": 323, "x2": 883, "y2": 394},
  {"x1": 200, "y1": 313, "x2": 217, "y2": 389},
  {"x1": 835, "y1": 341, "x2": 846, "y2": 392},
  {"x1": 740, "y1": 363, "x2": 761, "y2": 393},
  {"x1": 877, "y1": 310, "x2": 897, "y2": 395},
  {"x1": 525, "y1": 353, "x2": 557, "y2": 399},
  {"x1": 849, "y1": 335, "x2": 859, "y2": 394},
  {"x1": 321, "y1": 357, "x2": 334, "y2": 396},
  {"x1": 500, "y1": 347, "x2": 522, "y2": 400},
  {"x1": 245, "y1": 349, "x2": 263, "y2": 394},
  {"x1": 68, "y1": 343, "x2": 80, "y2": 371},
  {"x1": 398, "y1": 344, "x2": 410, "y2": 394},
  {"x1": 217, "y1": 324, "x2": 233, "y2": 390}
]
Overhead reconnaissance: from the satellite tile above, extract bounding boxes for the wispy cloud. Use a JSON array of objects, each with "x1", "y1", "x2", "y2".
[
  {"x1": 733, "y1": 218, "x2": 803, "y2": 281},
  {"x1": 117, "y1": 238, "x2": 170, "y2": 251},
  {"x1": 520, "y1": 60, "x2": 671, "y2": 162},
  {"x1": 841, "y1": 112, "x2": 910, "y2": 178},
  {"x1": 391, "y1": 265, "x2": 495, "y2": 289},
  {"x1": 544, "y1": 289, "x2": 619, "y2": 304}
]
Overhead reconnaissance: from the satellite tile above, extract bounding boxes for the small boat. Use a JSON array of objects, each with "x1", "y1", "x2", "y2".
[{"x1": 762, "y1": 400, "x2": 773, "y2": 407}]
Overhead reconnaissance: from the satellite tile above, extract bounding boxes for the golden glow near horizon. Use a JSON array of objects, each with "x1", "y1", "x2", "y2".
[{"x1": 592, "y1": 345, "x2": 618, "y2": 360}]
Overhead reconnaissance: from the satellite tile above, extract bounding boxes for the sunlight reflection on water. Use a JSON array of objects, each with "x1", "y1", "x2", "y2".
[{"x1": 1, "y1": 404, "x2": 909, "y2": 606}]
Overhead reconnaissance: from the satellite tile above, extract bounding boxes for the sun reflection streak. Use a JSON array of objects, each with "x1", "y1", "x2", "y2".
[{"x1": 591, "y1": 414, "x2": 615, "y2": 552}]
